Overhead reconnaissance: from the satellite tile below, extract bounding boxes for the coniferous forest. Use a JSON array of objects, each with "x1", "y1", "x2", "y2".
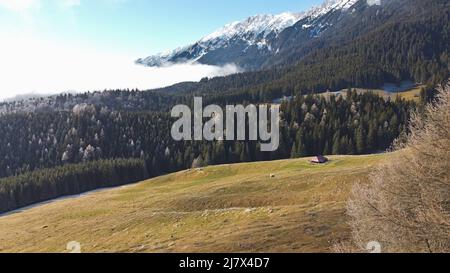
[
  {"x1": 0, "y1": 91, "x2": 415, "y2": 212},
  {"x1": 0, "y1": 0, "x2": 448, "y2": 213},
  {"x1": 0, "y1": 159, "x2": 148, "y2": 214},
  {"x1": 0, "y1": 91, "x2": 415, "y2": 179}
]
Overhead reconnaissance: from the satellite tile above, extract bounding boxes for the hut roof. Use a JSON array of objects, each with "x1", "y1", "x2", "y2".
[{"x1": 311, "y1": 155, "x2": 329, "y2": 164}]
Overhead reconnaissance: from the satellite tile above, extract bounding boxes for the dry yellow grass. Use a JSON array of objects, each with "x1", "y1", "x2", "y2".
[
  {"x1": 0, "y1": 154, "x2": 387, "y2": 253},
  {"x1": 318, "y1": 86, "x2": 423, "y2": 102}
]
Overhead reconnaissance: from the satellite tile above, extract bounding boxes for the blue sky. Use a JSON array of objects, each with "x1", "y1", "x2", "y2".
[
  {"x1": 0, "y1": 0, "x2": 323, "y2": 100},
  {"x1": 0, "y1": 0, "x2": 322, "y2": 56}
]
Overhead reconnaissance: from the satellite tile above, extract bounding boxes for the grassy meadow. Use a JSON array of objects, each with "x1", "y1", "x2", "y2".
[{"x1": 0, "y1": 154, "x2": 388, "y2": 253}]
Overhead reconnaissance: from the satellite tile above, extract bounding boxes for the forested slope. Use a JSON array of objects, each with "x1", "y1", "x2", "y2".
[
  {"x1": 0, "y1": 92, "x2": 413, "y2": 180},
  {"x1": 0, "y1": 0, "x2": 447, "y2": 213}
]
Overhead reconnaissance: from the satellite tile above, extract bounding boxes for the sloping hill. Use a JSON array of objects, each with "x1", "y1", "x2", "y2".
[{"x1": 0, "y1": 154, "x2": 387, "y2": 253}]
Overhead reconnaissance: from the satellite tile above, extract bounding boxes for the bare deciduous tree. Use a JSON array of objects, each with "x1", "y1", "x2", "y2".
[{"x1": 341, "y1": 86, "x2": 450, "y2": 253}]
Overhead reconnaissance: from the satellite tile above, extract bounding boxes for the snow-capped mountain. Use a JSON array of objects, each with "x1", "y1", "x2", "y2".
[
  {"x1": 136, "y1": 0, "x2": 364, "y2": 70},
  {"x1": 305, "y1": 0, "x2": 359, "y2": 19},
  {"x1": 136, "y1": 12, "x2": 304, "y2": 69},
  {"x1": 200, "y1": 12, "x2": 304, "y2": 44}
]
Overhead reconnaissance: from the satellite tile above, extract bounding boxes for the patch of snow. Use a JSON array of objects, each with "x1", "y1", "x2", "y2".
[
  {"x1": 201, "y1": 12, "x2": 305, "y2": 43},
  {"x1": 305, "y1": 0, "x2": 359, "y2": 19},
  {"x1": 367, "y1": 0, "x2": 381, "y2": 6}
]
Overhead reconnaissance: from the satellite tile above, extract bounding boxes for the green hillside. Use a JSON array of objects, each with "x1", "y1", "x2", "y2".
[{"x1": 0, "y1": 154, "x2": 388, "y2": 253}]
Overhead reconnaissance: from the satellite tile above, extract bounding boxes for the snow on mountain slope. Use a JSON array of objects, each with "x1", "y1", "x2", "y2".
[
  {"x1": 305, "y1": 0, "x2": 359, "y2": 19},
  {"x1": 136, "y1": 0, "x2": 360, "y2": 69},
  {"x1": 136, "y1": 12, "x2": 304, "y2": 68},
  {"x1": 200, "y1": 12, "x2": 305, "y2": 43},
  {"x1": 297, "y1": 0, "x2": 359, "y2": 37}
]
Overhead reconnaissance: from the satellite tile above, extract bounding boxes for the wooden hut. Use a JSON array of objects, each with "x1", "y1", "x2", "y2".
[{"x1": 311, "y1": 155, "x2": 329, "y2": 164}]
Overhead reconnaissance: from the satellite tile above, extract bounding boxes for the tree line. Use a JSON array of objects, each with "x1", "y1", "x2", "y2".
[
  {"x1": 0, "y1": 0, "x2": 445, "y2": 213},
  {"x1": 0, "y1": 1, "x2": 447, "y2": 116},
  {"x1": 0, "y1": 90, "x2": 415, "y2": 180},
  {"x1": 0, "y1": 158, "x2": 148, "y2": 214}
]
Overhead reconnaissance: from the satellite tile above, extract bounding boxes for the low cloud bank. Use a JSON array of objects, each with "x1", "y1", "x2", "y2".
[{"x1": 0, "y1": 36, "x2": 240, "y2": 101}]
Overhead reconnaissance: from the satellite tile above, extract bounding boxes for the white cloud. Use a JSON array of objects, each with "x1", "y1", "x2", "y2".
[
  {"x1": 0, "y1": 0, "x2": 81, "y2": 12},
  {"x1": 61, "y1": 0, "x2": 81, "y2": 8},
  {"x1": 0, "y1": 0, "x2": 40, "y2": 12},
  {"x1": 0, "y1": 34, "x2": 241, "y2": 101}
]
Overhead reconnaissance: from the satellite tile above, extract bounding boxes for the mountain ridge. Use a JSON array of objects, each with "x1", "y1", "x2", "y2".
[
  {"x1": 135, "y1": 12, "x2": 304, "y2": 69},
  {"x1": 136, "y1": 0, "x2": 362, "y2": 70}
]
